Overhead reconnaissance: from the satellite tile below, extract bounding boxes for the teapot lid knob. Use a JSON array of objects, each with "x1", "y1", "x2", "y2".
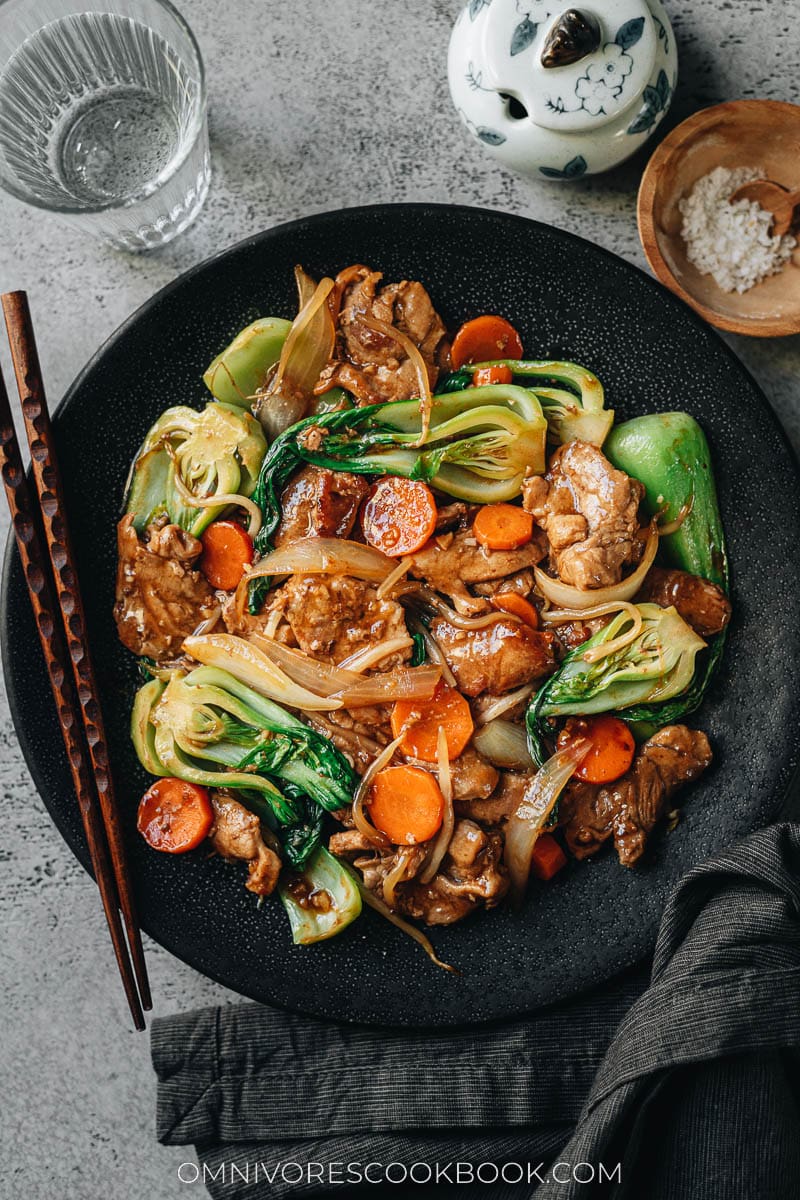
[{"x1": 540, "y1": 9, "x2": 601, "y2": 69}]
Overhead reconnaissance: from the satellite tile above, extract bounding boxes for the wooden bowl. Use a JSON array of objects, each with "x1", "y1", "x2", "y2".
[{"x1": 638, "y1": 100, "x2": 800, "y2": 336}]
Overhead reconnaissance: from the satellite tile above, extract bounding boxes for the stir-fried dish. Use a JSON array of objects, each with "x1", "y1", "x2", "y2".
[{"x1": 116, "y1": 264, "x2": 731, "y2": 966}]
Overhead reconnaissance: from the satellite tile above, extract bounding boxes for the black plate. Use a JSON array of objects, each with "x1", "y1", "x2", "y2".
[{"x1": 4, "y1": 204, "x2": 800, "y2": 1027}]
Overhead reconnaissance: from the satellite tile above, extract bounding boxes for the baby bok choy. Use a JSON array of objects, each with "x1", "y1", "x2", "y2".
[
  {"x1": 203, "y1": 317, "x2": 292, "y2": 407},
  {"x1": 125, "y1": 401, "x2": 267, "y2": 538},
  {"x1": 605, "y1": 412, "x2": 728, "y2": 589},
  {"x1": 279, "y1": 847, "x2": 362, "y2": 945},
  {"x1": 439, "y1": 360, "x2": 613, "y2": 448},
  {"x1": 527, "y1": 604, "x2": 706, "y2": 765},
  {"x1": 252, "y1": 384, "x2": 548, "y2": 549},
  {"x1": 605, "y1": 412, "x2": 729, "y2": 727},
  {"x1": 204, "y1": 268, "x2": 345, "y2": 434},
  {"x1": 131, "y1": 665, "x2": 357, "y2": 866}
]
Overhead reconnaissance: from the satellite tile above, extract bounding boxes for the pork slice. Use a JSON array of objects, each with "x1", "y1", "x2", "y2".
[
  {"x1": 472, "y1": 569, "x2": 536, "y2": 598},
  {"x1": 266, "y1": 574, "x2": 410, "y2": 664},
  {"x1": 409, "y1": 527, "x2": 547, "y2": 614},
  {"x1": 316, "y1": 266, "x2": 448, "y2": 405},
  {"x1": 523, "y1": 440, "x2": 644, "y2": 589},
  {"x1": 396, "y1": 821, "x2": 509, "y2": 925},
  {"x1": 406, "y1": 747, "x2": 499, "y2": 802},
  {"x1": 430, "y1": 616, "x2": 556, "y2": 697},
  {"x1": 636, "y1": 567, "x2": 730, "y2": 638},
  {"x1": 210, "y1": 791, "x2": 282, "y2": 897},
  {"x1": 329, "y1": 829, "x2": 376, "y2": 857},
  {"x1": 114, "y1": 515, "x2": 217, "y2": 661},
  {"x1": 306, "y1": 712, "x2": 389, "y2": 776},
  {"x1": 354, "y1": 819, "x2": 508, "y2": 925},
  {"x1": 456, "y1": 770, "x2": 529, "y2": 824},
  {"x1": 559, "y1": 725, "x2": 713, "y2": 866},
  {"x1": 274, "y1": 465, "x2": 368, "y2": 547}
]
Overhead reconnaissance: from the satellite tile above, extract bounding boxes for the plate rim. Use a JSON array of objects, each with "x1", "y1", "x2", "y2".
[{"x1": 3, "y1": 201, "x2": 800, "y2": 1027}]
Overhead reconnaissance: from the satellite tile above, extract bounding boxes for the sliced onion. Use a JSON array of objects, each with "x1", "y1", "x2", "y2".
[
  {"x1": 400, "y1": 584, "x2": 505, "y2": 630},
  {"x1": 186, "y1": 491, "x2": 262, "y2": 536},
  {"x1": 352, "y1": 732, "x2": 405, "y2": 849},
  {"x1": 294, "y1": 264, "x2": 318, "y2": 310},
  {"x1": 252, "y1": 634, "x2": 441, "y2": 707},
  {"x1": 582, "y1": 605, "x2": 643, "y2": 664},
  {"x1": 541, "y1": 599, "x2": 644, "y2": 665},
  {"x1": 361, "y1": 314, "x2": 432, "y2": 444},
  {"x1": 383, "y1": 846, "x2": 419, "y2": 908},
  {"x1": 542, "y1": 600, "x2": 641, "y2": 623},
  {"x1": 146, "y1": 657, "x2": 192, "y2": 681},
  {"x1": 657, "y1": 494, "x2": 693, "y2": 536},
  {"x1": 504, "y1": 740, "x2": 590, "y2": 904},
  {"x1": 262, "y1": 608, "x2": 284, "y2": 640},
  {"x1": 406, "y1": 615, "x2": 458, "y2": 688},
  {"x1": 420, "y1": 727, "x2": 454, "y2": 884},
  {"x1": 191, "y1": 606, "x2": 222, "y2": 638},
  {"x1": 332, "y1": 664, "x2": 443, "y2": 707},
  {"x1": 424, "y1": 594, "x2": 508, "y2": 630},
  {"x1": 355, "y1": 879, "x2": 456, "y2": 973},
  {"x1": 182, "y1": 632, "x2": 342, "y2": 711},
  {"x1": 534, "y1": 523, "x2": 659, "y2": 611},
  {"x1": 375, "y1": 556, "x2": 413, "y2": 599},
  {"x1": 248, "y1": 537, "x2": 394, "y2": 583},
  {"x1": 472, "y1": 718, "x2": 534, "y2": 770},
  {"x1": 475, "y1": 684, "x2": 534, "y2": 725},
  {"x1": 337, "y1": 637, "x2": 413, "y2": 673},
  {"x1": 255, "y1": 385, "x2": 307, "y2": 440},
  {"x1": 258, "y1": 277, "x2": 335, "y2": 438}
]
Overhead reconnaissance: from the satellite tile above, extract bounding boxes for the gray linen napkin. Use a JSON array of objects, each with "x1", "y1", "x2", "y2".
[{"x1": 152, "y1": 823, "x2": 800, "y2": 1199}]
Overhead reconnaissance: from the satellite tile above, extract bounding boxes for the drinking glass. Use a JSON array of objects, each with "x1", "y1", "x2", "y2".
[{"x1": 0, "y1": 0, "x2": 209, "y2": 250}]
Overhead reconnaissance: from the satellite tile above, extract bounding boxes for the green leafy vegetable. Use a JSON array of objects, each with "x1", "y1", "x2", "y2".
[
  {"x1": 125, "y1": 401, "x2": 267, "y2": 537},
  {"x1": 203, "y1": 317, "x2": 292, "y2": 407},
  {"x1": 279, "y1": 847, "x2": 362, "y2": 944},
  {"x1": 410, "y1": 632, "x2": 427, "y2": 667},
  {"x1": 278, "y1": 797, "x2": 325, "y2": 870},
  {"x1": 438, "y1": 359, "x2": 613, "y2": 447},
  {"x1": 130, "y1": 666, "x2": 357, "y2": 865},
  {"x1": 527, "y1": 604, "x2": 706, "y2": 765}
]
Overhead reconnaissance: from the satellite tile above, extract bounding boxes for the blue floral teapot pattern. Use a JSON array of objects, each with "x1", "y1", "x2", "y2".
[{"x1": 448, "y1": 0, "x2": 676, "y2": 178}]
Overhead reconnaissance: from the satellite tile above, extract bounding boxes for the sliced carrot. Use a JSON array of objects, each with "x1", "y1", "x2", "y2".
[
  {"x1": 491, "y1": 591, "x2": 539, "y2": 629},
  {"x1": 557, "y1": 715, "x2": 636, "y2": 785},
  {"x1": 451, "y1": 315, "x2": 524, "y2": 370},
  {"x1": 368, "y1": 765, "x2": 444, "y2": 845},
  {"x1": 199, "y1": 520, "x2": 254, "y2": 590},
  {"x1": 137, "y1": 778, "x2": 213, "y2": 854},
  {"x1": 473, "y1": 503, "x2": 534, "y2": 551},
  {"x1": 530, "y1": 833, "x2": 568, "y2": 881},
  {"x1": 361, "y1": 476, "x2": 438, "y2": 557},
  {"x1": 472, "y1": 364, "x2": 513, "y2": 387},
  {"x1": 391, "y1": 681, "x2": 474, "y2": 763}
]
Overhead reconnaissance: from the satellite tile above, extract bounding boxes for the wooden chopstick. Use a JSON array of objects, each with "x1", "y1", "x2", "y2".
[
  {"x1": 1, "y1": 290, "x2": 151, "y2": 1026},
  {"x1": 0, "y1": 348, "x2": 145, "y2": 1030}
]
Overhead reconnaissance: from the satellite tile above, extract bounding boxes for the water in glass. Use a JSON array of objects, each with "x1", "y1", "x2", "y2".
[{"x1": 0, "y1": 6, "x2": 209, "y2": 249}]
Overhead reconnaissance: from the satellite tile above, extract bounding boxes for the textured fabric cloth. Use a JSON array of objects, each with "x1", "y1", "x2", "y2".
[{"x1": 152, "y1": 823, "x2": 800, "y2": 1198}]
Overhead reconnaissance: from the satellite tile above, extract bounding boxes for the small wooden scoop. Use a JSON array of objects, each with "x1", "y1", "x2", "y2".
[{"x1": 730, "y1": 179, "x2": 800, "y2": 237}]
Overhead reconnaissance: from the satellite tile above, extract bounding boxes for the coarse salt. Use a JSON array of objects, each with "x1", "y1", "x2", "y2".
[{"x1": 678, "y1": 166, "x2": 796, "y2": 294}]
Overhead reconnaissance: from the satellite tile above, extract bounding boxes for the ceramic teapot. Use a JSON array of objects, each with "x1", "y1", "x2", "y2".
[{"x1": 448, "y1": 0, "x2": 676, "y2": 179}]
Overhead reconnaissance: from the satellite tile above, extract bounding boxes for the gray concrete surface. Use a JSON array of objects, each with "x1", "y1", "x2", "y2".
[{"x1": 1, "y1": 1, "x2": 799, "y2": 1197}]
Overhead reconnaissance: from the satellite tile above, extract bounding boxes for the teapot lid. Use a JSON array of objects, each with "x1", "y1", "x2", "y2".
[{"x1": 480, "y1": 0, "x2": 657, "y2": 132}]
